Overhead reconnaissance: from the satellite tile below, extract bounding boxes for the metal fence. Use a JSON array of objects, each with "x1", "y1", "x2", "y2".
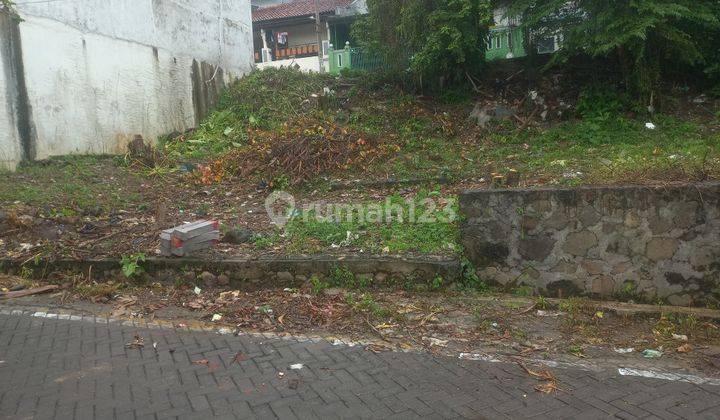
[{"x1": 349, "y1": 48, "x2": 386, "y2": 72}]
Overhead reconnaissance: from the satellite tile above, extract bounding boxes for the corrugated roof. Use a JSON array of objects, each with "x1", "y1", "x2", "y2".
[{"x1": 252, "y1": 0, "x2": 352, "y2": 23}]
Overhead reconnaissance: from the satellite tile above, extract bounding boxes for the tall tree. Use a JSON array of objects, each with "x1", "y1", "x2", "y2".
[
  {"x1": 501, "y1": 0, "x2": 720, "y2": 95},
  {"x1": 352, "y1": 0, "x2": 492, "y2": 90}
]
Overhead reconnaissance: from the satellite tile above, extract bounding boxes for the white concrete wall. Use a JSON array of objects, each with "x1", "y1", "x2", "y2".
[
  {"x1": 0, "y1": 13, "x2": 23, "y2": 171},
  {"x1": 19, "y1": 15, "x2": 197, "y2": 158},
  {"x1": 283, "y1": 22, "x2": 328, "y2": 47},
  {"x1": 16, "y1": 0, "x2": 254, "y2": 74},
  {"x1": 0, "y1": 0, "x2": 254, "y2": 167},
  {"x1": 256, "y1": 56, "x2": 329, "y2": 73},
  {"x1": 0, "y1": 43, "x2": 22, "y2": 171}
]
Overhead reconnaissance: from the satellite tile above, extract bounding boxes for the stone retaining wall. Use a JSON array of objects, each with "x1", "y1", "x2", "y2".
[
  {"x1": 1, "y1": 256, "x2": 460, "y2": 290},
  {"x1": 460, "y1": 183, "x2": 720, "y2": 305}
]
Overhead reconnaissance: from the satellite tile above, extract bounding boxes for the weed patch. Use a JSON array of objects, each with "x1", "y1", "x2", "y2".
[{"x1": 280, "y1": 193, "x2": 459, "y2": 255}]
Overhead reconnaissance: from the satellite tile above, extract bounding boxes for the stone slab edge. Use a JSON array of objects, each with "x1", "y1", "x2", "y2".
[
  {"x1": 459, "y1": 181, "x2": 720, "y2": 198},
  {"x1": 0, "y1": 255, "x2": 462, "y2": 285}
]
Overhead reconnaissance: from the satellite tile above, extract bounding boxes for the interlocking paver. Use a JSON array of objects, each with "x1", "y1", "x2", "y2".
[{"x1": 0, "y1": 312, "x2": 718, "y2": 419}]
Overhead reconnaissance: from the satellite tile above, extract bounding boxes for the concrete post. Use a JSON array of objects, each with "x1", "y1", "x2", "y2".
[
  {"x1": 260, "y1": 28, "x2": 268, "y2": 49},
  {"x1": 313, "y1": 0, "x2": 324, "y2": 73}
]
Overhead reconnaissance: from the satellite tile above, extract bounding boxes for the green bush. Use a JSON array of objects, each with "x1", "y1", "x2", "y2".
[
  {"x1": 352, "y1": 0, "x2": 492, "y2": 91},
  {"x1": 575, "y1": 86, "x2": 630, "y2": 119},
  {"x1": 505, "y1": 0, "x2": 720, "y2": 95},
  {"x1": 162, "y1": 68, "x2": 335, "y2": 160}
]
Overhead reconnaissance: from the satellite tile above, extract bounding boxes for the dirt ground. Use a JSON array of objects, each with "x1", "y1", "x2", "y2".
[
  {"x1": 2, "y1": 273, "x2": 718, "y2": 378},
  {"x1": 0, "y1": 156, "x2": 477, "y2": 260}
]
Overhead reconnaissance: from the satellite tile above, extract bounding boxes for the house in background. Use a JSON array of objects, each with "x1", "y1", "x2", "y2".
[
  {"x1": 486, "y1": 7, "x2": 561, "y2": 61},
  {"x1": 252, "y1": 0, "x2": 366, "y2": 73},
  {"x1": 250, "y1": 2, "x2": 560, "y2": 76}
]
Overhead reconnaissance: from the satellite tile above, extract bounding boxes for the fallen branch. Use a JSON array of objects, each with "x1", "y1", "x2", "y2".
[
  {"x1": 516, "y1": 105, "x2": 540, "y2": 132},
  {"x1": 365, "y1": 316, "x2": 390, "y2": 342},
  {"x1": 516, "y1": 361, "x2": 567, "y2": 394},
  {"x1": 79, "y1": 227, "x2": 134, "y2": 248},
  {"x1": 517, "y1": 303, "x2": 537, "y2": 315},
  {"x1": 0, "y1": 285, "x2": 59, "y2": 299}
]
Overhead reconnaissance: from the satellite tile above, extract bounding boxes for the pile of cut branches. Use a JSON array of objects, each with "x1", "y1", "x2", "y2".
[{"x1": 215, "y1": 117, "x2": 389, "y2": 184}]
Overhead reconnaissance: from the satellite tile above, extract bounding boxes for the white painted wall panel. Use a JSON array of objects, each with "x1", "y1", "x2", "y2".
[
  {"x1": 20, "y1": 16, "x2": 196, "y2": 159},
  {"x1": 0, "y1": 49, "x2": 22, "y2": 171},
  {"x1": 284, "y1": 23, "x2": 328, "y2": 47},
  {"x1": 256, "y1": 55, "x2": 328, "y2": 73},
  {"x1": 0, "y1": 14, "x2": 22, "y2": 171},
  {"x1": 16, "y1": 0, "x2": 254, "y2": 74},
  {"x1": 0, "y1": 0, "x2": 253, "y2": 168}
]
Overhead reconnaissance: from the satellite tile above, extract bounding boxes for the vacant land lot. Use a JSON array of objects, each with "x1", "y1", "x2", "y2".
[{"x1": 1, "y1": 69, "x2": 718, "y2": 262}]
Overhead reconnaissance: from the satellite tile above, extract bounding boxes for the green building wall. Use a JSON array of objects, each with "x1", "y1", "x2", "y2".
[{"x1": 486, "y1": 27, "x2": 526, "y2": 61}]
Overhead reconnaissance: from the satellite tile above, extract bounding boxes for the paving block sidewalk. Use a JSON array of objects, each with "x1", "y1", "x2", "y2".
[{"x1": 0, "y1": 311, "x2": 719, "y2": 419}]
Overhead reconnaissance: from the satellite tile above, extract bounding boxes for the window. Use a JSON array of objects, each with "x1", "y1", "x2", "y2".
[{"x1": 537, "y1": 36, "x2": 557, "y2": 54}]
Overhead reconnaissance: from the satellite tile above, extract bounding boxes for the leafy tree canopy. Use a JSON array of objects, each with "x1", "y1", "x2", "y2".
[
  {"x1": 352, "y1": 0, "x2": 493, "y2": 90},
  {"x1": 501, "y1": 0, "x2": 720, "y2": 93}
]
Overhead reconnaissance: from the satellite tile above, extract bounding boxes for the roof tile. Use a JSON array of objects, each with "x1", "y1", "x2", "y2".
[{"x1": 253, "y1": 0, "x2": 352, "y2": 23}]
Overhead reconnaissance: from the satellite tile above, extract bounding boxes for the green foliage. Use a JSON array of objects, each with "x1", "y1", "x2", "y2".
[
  {"x1": 282, "y1": 193, "x2": 460, "y2": 255},
  {"x1": 253, "y1": 234, "x2": 279, "y2": 250},
  {"x1": 504, "y1": 0, "x2": 720, "y2": 94},
  {"x1": 19, "y1": 266, "x2": 33, "y2": 280},
  {"x1": 437, "y1": 86, "x2": 475, "y2": 104},
  {"x1": 347, "y1": 293, "x2": 393, "y2": 318},
  {"x1": 309, "y1": 275, "x2": 330, "y2": 294},
  {"x1": 459, "y1": 258, "x2": 488, "y2": 291},
  {"x1": 536, "y1": 296, "x2": 552, "y2": 310},
  {"x1": 162, "y1": 108, "x2": 248, "y2": 160},
  {"x1": 575, "y1": 86, "x2": 631, "y2": 119},
  {"x1": 121, "y1": 253, "x2": 146, "y2": 278},
  {"x1": 162, "y1": 68, "x2": 334, "y2": 160},
  {"x1": 615, "y1": 280, "x2": 639, "y2": 300},
  {"x1": 558, "y1": 297, "x2": 587, "y2": 314},
  {"x1": 0, "y1": 156, "x2": 143, "y2": 211},
  {"x1": 353, "y1": 0, "x2": 492, "y2": 90},
  {"x1": 568, "y1": 344, "x2": 585, "y2": 357},
  {"x1": 329, "y1": 265, "x2": 356, "y2": 287},
  {"x1": 656, "y1": 312, "x2": 703, "y2": 338},
  {"x1": 327, "y1": 265, "x2": 373, "y2": 289},
  {"x1": 0, "y1": 0, "x2": 21, "y2": 21},
  {"x1": 512, "y1": 285, "x2": 534, "y2": 297},
  {"x1": 430, "y1": 275, "x2": 444, "y2": 291},
  {"x1": 272, "y1": 174, "x2": 291, "y2": 191}
]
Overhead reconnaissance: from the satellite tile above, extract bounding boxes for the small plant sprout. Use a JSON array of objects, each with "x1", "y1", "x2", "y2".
[{"x1": 121, "y1": 253, "x2": 147, "y2": 278}]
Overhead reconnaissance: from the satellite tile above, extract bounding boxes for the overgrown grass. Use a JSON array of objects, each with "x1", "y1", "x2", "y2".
[
  {"x1": 161, "y1": 68, "x2": 336, "y2": 160},
  {"x1": 155, "y1": 68, "x2": 719, "y2": 186},
  {"x1": 276, "y1": 191, "x2": 460, "y2": 255},
  {"x1": 0, "y1": 156, "x2": 145, "y2": 211},
  {"x1": 358, "y1": 113, "x2": 719, "y2": 185}
]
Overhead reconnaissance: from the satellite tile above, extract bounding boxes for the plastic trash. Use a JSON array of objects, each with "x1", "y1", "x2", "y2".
[
  {"x1": 642, "y1": 349, "x2": 663, "y2": 358},
  {"x1": 672, "y1": 334, "x2": 688, "y2": 341}
]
